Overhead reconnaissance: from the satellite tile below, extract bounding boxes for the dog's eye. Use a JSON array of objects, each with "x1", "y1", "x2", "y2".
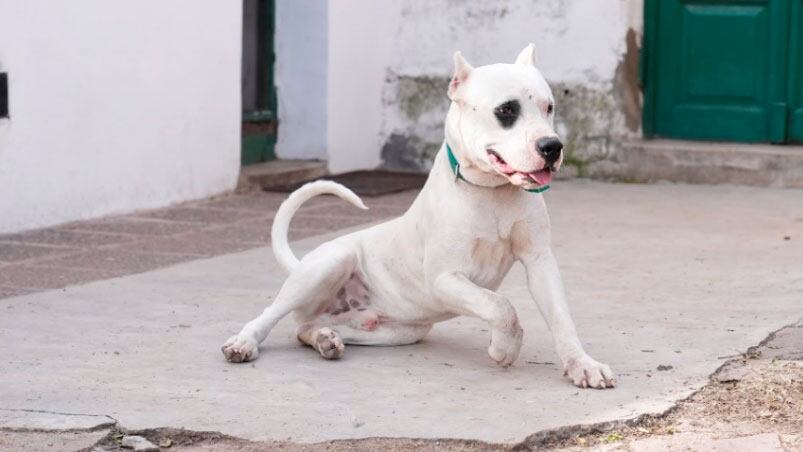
[
  {"x1": 547, "y1": 103, "x2": 554, "y2": 114},
  {"x1": 493, "y1": 100, "x2": 520, "y2": 128},
  {"x1": 498, "y1": 105, "x2": 515, "y2": 116}
]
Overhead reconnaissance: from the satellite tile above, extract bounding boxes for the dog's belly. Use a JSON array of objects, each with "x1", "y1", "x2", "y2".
[
  {"x1": 309, "y1": 221, "x2": 518, "y2": 328},
  {"x1": 306, "y1": 267, "x2": 445, "y2": 331},
  {"x1": 314, "y1": 271, "x2": 386, "y2": 331},
  {"x1": 352, "y1": 241, "x2": 515, "y2": 323},
  {"x1": 334, "y1": 221, "x2": 448, "y2": 324},
  {"x1": 359, "y1": 263, "x2": 447, "y2": 324}
]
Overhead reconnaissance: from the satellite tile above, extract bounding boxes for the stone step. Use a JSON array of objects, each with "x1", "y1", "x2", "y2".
[
  {"x1": 593, "y1": 139, "x2": 803, "y2": 188},
  {"x1": 238, "y1": 159, "x2": 328, "y2": 191}
]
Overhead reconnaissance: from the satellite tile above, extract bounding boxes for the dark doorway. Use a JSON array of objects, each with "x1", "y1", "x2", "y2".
[{"x1": 241, "y1": 0, "x2": 277, "y2": 165}]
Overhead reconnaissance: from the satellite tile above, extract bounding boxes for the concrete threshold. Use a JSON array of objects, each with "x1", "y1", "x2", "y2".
[
  {"x1": 238, "y1": 159, "x2": 328, "y2": 190},
  {"x1": 594, "y1": 139, "x2": 803, "y2": 188}
]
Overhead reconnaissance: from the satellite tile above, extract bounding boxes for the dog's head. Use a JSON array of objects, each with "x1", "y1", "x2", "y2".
[{"x1": 445, "y1": 44, "x2": 561, "y2": 189}]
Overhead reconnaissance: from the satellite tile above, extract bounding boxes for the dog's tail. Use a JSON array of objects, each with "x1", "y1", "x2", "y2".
[{"x1": 271, "y1": 180, "x2": 368, "y2": 272}]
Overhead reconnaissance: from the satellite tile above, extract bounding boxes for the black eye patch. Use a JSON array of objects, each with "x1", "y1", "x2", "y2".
[{"x1": 493, "y1": 100, "x2": 520, "y2": 128}]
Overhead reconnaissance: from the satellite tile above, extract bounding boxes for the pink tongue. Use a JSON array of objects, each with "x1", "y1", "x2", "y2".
[{"x1": 529, "y1": 169, "x2": 553, "y2": 185}]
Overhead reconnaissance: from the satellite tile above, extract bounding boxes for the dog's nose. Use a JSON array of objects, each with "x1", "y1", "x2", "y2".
[{"x1": 536, "y1": 137, "x2": 563, "y2": 164}]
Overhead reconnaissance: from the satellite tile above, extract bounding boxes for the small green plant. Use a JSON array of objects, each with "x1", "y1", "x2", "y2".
[{"x1": 603, "y1": 432, "x2": 624, "y2": 443}]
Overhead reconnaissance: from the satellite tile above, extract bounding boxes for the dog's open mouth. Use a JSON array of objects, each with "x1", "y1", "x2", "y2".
[{"x1": 487, "y1": 150, "x2": 553, "y2": 186}]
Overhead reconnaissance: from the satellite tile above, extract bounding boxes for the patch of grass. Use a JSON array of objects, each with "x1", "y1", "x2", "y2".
[{"x1": 602, "y1": 432, "x2": 624, "y2": 443}]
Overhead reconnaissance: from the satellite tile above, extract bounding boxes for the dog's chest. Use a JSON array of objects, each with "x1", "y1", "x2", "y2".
[
  {"x1": 467, "y1": 221, "x2": 517, "y2": 288},
  {"x1": 454, "y1": 199, "x2": 527, "y2": 288}
]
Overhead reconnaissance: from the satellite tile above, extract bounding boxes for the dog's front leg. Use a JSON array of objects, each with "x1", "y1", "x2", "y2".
[
  {"x1": 432, "y1": 272, "x2": 523, "y2": 367},
  {"x1": 521, "y1": 250, "x2": 616, "y2": 389}
]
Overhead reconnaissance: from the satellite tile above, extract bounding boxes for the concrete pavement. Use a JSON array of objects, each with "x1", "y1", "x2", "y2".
[
  {"x1": 0, "y1": 189, "x2": 415, "y2": 299},
  {"x1": 0, "y1": 181, "x2": 801, "y2": 445}
]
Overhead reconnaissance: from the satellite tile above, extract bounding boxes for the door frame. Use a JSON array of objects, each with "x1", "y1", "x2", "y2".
[
  {"x1": 789, "y1": 0, "x2": 803, "y2": 141},
  {"x1": 241, "y1": 0, "x2": 278, "y2": 165}
]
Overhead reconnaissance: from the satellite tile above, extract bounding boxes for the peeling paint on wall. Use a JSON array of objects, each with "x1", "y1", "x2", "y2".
[
  {"x1": 380, "y1": 75, "x2": 636, "y2": 177},
  {"x1": 370, "y1": 0, "x2": 643, "y2": 175},
  {"x1": 380, "y1": 73, "x2": 450, "y2": 171},
  {"x1": 552, "y1": 83, "x2": 621, "y2": 176},
  {"x1": 614, "y1": 28, "x2": 643, "y2": 133}
]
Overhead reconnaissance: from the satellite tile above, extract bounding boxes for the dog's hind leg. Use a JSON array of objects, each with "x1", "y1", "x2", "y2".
[
  {"x1": 333, "y1": 323, "x2": 432, "y2": 346},
  {"x1": 296, "y1": 323, "x2": 345, "y2": 359},
  {"x1": 297, "y1": 322, "x2": 430, "y2": 359},
  {"x1": 296, "y1": 313, "x2": 431, "y2": 358},
  {"x1": 221, "y1": 243, "x2": 357, "y2": 363}
]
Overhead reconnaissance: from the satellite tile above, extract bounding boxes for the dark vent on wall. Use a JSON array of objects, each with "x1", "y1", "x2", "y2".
[{"x1": 0, "y1": 73, "x2": 7, "y2": 118}]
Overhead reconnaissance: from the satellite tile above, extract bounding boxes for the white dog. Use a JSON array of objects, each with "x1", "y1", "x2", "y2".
[{"x1": 222, "y1": 44, "x2": 615, "y2": 389}]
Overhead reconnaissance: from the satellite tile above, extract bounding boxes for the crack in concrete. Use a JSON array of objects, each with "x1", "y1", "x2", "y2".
[
  {"x1": 0, "y1": 407, "x2": 117, "y2": 433},
  {"x1": 512, "y1": 318, "x2": 803, "y2": 450},
  {"x1": 88, "y1": 426, "x2": 240, "y2": 452}
]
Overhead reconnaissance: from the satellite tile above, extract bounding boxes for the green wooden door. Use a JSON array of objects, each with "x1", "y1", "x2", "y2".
[
  {"x1": 644, "y1": 0, "x2": 792, "y2": 143},
  {"x1": 789, "y1": 0, "x2": 803, "y2": 141}
]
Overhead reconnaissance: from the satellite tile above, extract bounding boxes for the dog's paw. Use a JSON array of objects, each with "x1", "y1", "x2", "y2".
[
  {"x1": 221, "y1": 334, "x2": 259, "y2": 363},
  {"x1": 314, "y1": 327, "x2": 344, "y2": 359},
  {"x1": 563, "y1": 355, "x2": 616, "y2": 389},
  {"x1": 487, "y1": 325, "x2": 524, "y2": 367}
]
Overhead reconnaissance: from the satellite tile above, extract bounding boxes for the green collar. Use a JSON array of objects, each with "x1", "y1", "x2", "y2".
[{"x1": 446, "y1": 143, "x2": 550, "y2": 194}]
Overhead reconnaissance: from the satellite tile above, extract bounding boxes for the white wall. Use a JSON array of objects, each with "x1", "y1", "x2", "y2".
[
  {"x1": 326, "y1": 0, "x2": 401, "y2": 173},
  {"x1": 0, "y1": 0, "x2": 242, "y2": 233},
  {"x1": 274, "y1": 0, "x2": 328, "y2": 161},
  {"x1": 389, "y1": 0, "x2": 629, "y2": 85},
  {"x1": 321, "y1": 0, "x2": 639, "y2": 173}
]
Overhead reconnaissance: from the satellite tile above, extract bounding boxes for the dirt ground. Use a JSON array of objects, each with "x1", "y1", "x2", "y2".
[{"x1": 550, "y1": 355, "x2": 802, "y2": 451}]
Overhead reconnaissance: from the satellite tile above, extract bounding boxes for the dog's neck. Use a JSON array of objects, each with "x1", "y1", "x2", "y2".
[
  {"x1": 440, "y1": 142, "x2": 550, "y2": 194},
  {"x1": 441, "y1": 142, "x2": 510, "y2": 189}
]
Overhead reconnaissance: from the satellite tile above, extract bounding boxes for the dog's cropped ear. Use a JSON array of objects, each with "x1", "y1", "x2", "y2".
[
  {"x1": 515, "y1": 43, "x2": 538, "y2": 67},
  {"x1": 448, "y1": 51, "x2": 474, "y2": 101}
]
